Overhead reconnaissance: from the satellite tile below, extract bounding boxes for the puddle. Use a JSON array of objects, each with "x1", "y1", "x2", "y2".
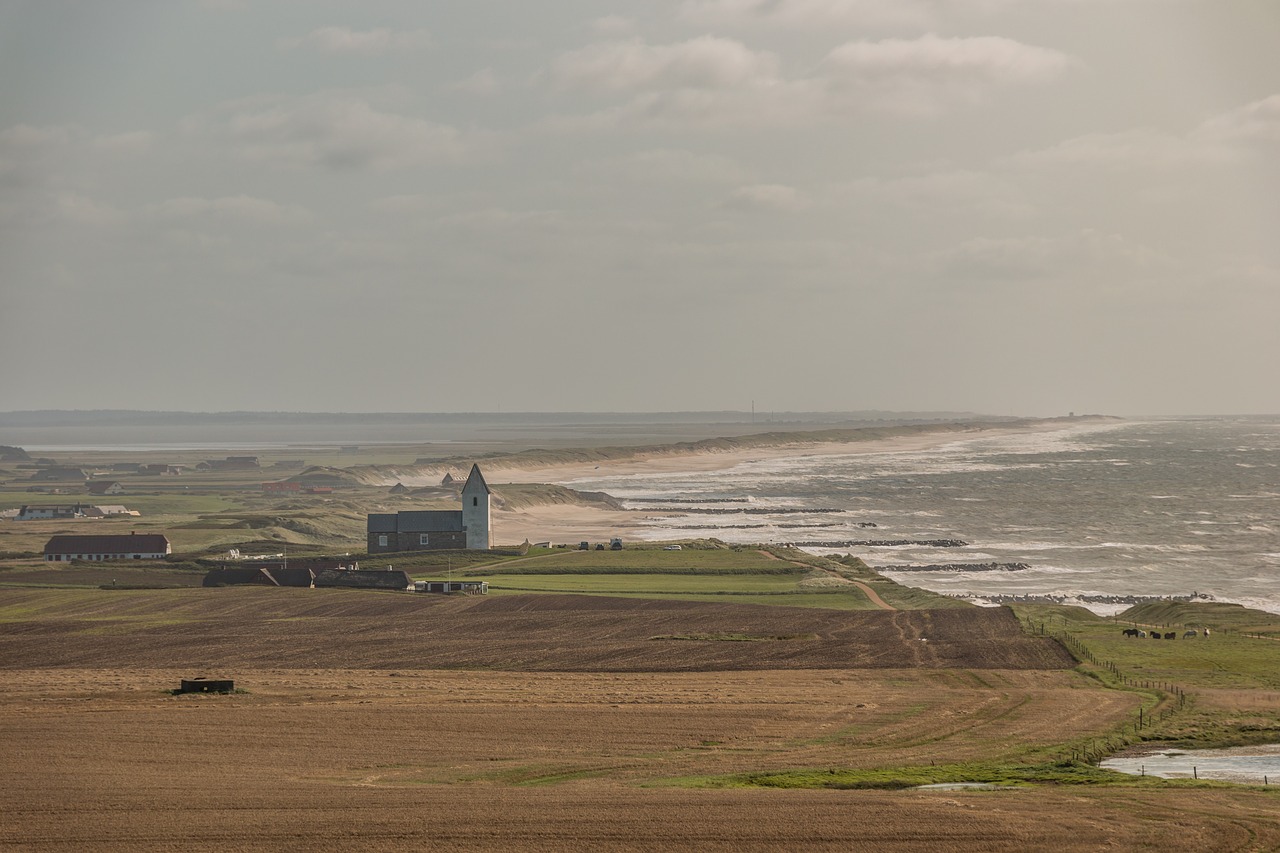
[
  {"x1": 916, "y1": 782, "x2": 1002, "y2": 791},
  {"x1": 1102, "y1": 744, "x2": 1280, "y2": 784}
]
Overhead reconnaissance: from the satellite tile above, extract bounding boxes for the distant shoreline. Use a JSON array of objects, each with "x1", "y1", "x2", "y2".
[
  {"x1": 460, "y1": 417, "x2": 1123, "y2": 544},
  {"x1": 367, "y1": 416, "x2": 1120, "y2": 486}
]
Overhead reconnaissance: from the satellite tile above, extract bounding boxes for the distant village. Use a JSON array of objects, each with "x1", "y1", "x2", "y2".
[{"x1": 3, "y1": 444, "x2": 499, "y2": 595}]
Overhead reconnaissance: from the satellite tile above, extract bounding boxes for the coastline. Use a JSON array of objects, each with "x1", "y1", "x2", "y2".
[{"x1": 489, "y1": 418, "x2": 1115, "y2": 545}]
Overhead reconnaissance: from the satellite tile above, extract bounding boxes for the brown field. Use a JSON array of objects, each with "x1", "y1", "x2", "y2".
[
  {"x1": 3, "y1": 589, "x2": 1280, "y2": 850},
  {"x1": 0, "y1": 589, "x2": 1073, "y2": 671}
]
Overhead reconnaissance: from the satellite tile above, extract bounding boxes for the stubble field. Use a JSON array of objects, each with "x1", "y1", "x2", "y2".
[{"x1": 3, "y1": 587, "x2": 1280, "y2": 850}]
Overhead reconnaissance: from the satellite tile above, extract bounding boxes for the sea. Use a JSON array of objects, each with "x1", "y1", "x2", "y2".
[{"x1": 565, "y1": 418, "x2": 1280, "y2": 616}]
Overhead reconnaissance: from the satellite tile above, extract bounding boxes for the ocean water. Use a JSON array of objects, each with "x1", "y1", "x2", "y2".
[{"x1": 567, "y1": 418, "x2": 1280, "y2": 616}]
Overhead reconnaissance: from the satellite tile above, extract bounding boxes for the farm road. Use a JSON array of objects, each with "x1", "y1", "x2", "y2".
[{"x1": 759, "y1": 549, "x2": 896, "y2": 611}]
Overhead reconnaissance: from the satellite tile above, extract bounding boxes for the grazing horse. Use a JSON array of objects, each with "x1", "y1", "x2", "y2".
[
  {"x1": 1150, "y1": 632, "x2": 1161, "y2": 640},
  {"x1": 1138, "y1": 630, "x2": 1147, "y2": 638},
  {"x1": 1123, "y1": 628, "x2": 1139, "y2": 637},
  {"x1": 1164, "y1": 632, "x2": 1177, "y2": 640},
  {"x1": 1184, "y1": 630, "x2": 1198, "y2": 639}
]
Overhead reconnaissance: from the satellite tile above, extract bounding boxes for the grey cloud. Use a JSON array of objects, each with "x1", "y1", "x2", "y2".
[
  {"x1": 0, "y1": 190, "x2": 124, "y2": 229},
  {"x1": 678, "y1": 0, "x2": 935, "y2": 30},
  {"x1": 543, "y1": 33, "x2": 1070, "y2": 128},
  {"x1": 151, "y1": 196, "x2": 314, "y2": 227},
  {"x1": 575, "y1": 148, "x2": 747, "y2": 185},
  {"x1": 935, "y1": 229, "x2": 1170, "y2": 282},
  {"x1": 589, "y1": 16, "x2": 638, "y2": 37},
  {"x1": 1196, "y1": 94, "x2": 1280, "y2": 144},
  {"x1": 550, "y1": 36, "x2": 780, "y2": 92},
  {"x1": 93, "y1": 131, "x2": 155, "y2": 154},
  {"x1": 277, "y1": 26, "x2": 432, "y2": 55},
  {"x1": 820, "y1": 34, "x2": 1072, "y2": 115},
  {"x1": 446, "y1": 68, "x2": 502, "y2": 96},
  {"x1": 823, "y1": 34, "x2": 1070, "y2": 83},
  {"x1": 211, "y1": 93, "x2": 482, "y2": 171},
  {"x1": 1012, "y1": 128, "x2": 1226, "y2": 170},
  {"x1": 722, "y1": 184, "x2": 807, "y2": 212},
  {"x1": 844, "y1": 170, "x2": 1034, "y2": 219}
]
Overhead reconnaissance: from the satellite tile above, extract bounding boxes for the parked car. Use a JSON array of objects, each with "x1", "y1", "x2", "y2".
[
  {"x1": 663, "y1": 544, "x2": 682, "y2": 551},
  {"x1": 578, "y1": 541, "x2": 590, "y2": 551},
  {"x1": 610, "y1": 537, "x2": 623, "y2": 551}
]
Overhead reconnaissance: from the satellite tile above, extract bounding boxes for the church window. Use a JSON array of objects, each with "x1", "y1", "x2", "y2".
[{"x1": 420, "y1": 534, "x2": 430, "y2": 545}]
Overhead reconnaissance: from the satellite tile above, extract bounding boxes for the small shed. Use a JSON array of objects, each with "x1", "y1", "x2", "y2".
[
  {"x1": 414, "y1": 580, "x2": 489, "y2": 595},
  {"x1": 178, "y1": 678, "x2": 234, "y2": 694}
]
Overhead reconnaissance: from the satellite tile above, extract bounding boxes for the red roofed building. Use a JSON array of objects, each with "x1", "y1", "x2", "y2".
[{"x1": 44, "y1": 533, "x2": 171, "y2": 562}]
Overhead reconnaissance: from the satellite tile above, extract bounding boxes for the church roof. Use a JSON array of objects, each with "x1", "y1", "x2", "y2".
[
  {"x1": 462, "y1": 463, "x2": 490, "y2": 495},
  {"x1": 395, "y1": 510, "x2": 465, "y2": 532}
]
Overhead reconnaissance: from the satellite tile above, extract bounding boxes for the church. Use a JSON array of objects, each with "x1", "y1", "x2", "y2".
[{"x1": 366, "y1": 464, "x2": 491, "y2": 552}]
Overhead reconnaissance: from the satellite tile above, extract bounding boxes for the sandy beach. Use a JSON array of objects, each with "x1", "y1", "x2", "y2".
[{"x1": 489, "y1": 420, "x2": 1093, "y2": 546}]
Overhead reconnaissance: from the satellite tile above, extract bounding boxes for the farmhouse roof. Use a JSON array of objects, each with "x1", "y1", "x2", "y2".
[
  {"x1": 462, "y1": 464, "x2": 490, "y2": 495},
  {"x1": 33, "y1": 467, "x2": 88, "y2": 480},
  {"x1": 44, "y1": 533, "x2": 170, "y2": 555}
]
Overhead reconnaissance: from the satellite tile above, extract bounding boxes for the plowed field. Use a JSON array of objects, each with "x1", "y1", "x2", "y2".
[{"x1": 0, "y1": 588, "x2": 1073, "y2": 671}]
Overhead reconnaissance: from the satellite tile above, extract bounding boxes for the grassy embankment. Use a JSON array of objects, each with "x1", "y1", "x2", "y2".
[{"x1": 395, "y1": 544, "x2": 962, "y2": 611}]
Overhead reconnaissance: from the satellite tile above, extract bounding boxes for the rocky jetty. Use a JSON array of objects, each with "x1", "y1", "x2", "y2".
[
  {"x1": 636, "y1": 507, "x2": 854, "y2": 515},
  {"x1": 879, "y1": 562, "x2": 1030, "y2": 573},
  {"x1": 791, "y1": 538, "x2": 969, "y2": 548}
]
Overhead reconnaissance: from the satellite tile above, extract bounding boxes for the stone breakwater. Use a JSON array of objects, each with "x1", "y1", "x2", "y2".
[
  {"x1": 668, "y1": 522, "x2": 844, "y2": 530},
  {"x1": 967, "y1": 593, "x2": 1216, "y2": 606},
  {"x1": 634, "y1": 507, "x2": 865, "y2": 516},
  {"x1": 879, "y1": 562, "x2": 1031, "y2": 573},
  {"x1": 624, "y1": 497, "x2": 747, "y2": 504},
  {"x1": 795, "y1": 539, "x2": 970, "y2": 548}
]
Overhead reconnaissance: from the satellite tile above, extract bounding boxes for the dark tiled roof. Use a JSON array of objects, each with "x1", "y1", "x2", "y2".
[
  {"x1": 397, "y1": 510, "x2": 464, "y2": 532},
  {"x1": 44, "y1": 534, "x2": 170, "y2": 555},
  {"x1": 367, "y1": 513, "x2": 398, "y2": 533},
  {"x1": 367, "y1": 510, "x2": 466, "y2": 533}
]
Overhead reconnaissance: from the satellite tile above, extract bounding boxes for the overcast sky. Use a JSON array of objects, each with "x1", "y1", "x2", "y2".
[{"x1": 2, "y1": 0, "x2": 1277, "y2": 416}]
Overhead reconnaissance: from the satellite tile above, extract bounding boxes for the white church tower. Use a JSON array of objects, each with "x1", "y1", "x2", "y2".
[{"x1": 461, "y1": 463, "x2": 492, "y2": 550}]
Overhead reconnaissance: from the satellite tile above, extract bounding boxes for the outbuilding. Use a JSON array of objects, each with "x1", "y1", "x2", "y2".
[{"x1": 43, "y1": 533, "x2": 171, "y2": 562}]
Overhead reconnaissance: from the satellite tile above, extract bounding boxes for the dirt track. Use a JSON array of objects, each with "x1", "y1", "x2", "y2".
[{"x1": 0, "y1": 588, "x2": 1074, "y2": 671}]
